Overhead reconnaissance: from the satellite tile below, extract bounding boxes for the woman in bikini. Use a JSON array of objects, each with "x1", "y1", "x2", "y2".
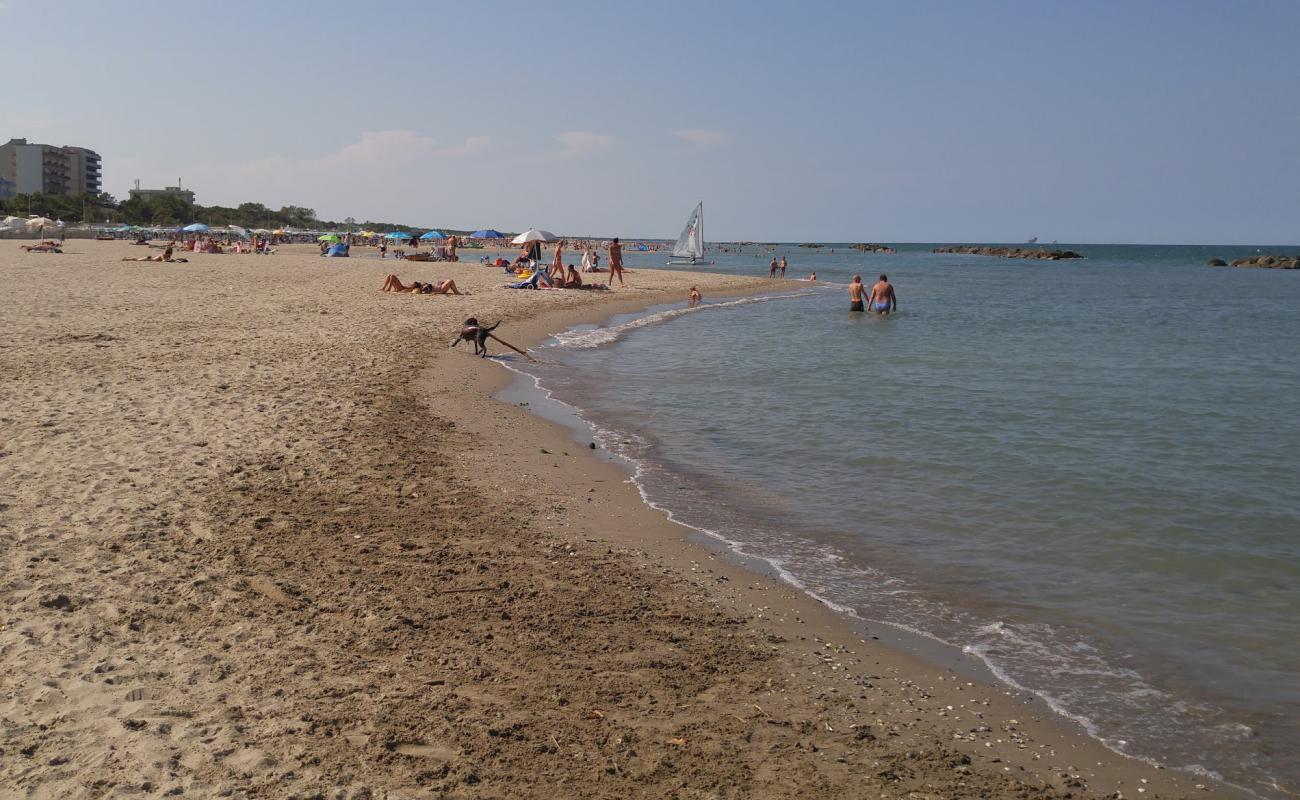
[{"x1": 380, "y1": 275, "x2": 464, "y2": 295}]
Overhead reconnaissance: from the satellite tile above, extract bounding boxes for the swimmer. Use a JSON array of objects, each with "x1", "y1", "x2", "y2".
[
  {"x1": 688, "y1": 286, "x2": 702, "y2": 307},
  {"x1": 807, "y1": 272, "x2": 817, "y2": 282},
  {"x1": 848, "y1": 275, "x2": 867, "y2": 312},
  {"x1": 868, "y1": 274, "x2": 896, "y2": 315}
]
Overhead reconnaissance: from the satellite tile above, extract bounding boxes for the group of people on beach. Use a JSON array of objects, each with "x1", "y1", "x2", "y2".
[{"x1": 505, "y1": 237, "x2": 627, "y2": 289}]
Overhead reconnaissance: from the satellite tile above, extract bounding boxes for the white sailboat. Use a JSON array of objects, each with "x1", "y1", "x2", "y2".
[{"x1": 666, "y1": 202, "x2": 713, "y2": 265}]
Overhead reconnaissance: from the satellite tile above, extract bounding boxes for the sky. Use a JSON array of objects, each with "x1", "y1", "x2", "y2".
[{"x1": 2, "y1": 0, "x2": 1297, "y2": 244}]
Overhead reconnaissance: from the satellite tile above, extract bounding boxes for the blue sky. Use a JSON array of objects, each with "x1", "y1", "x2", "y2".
[{"x1": 2, "y1": 0, "x2": 1296, "y2": 243}]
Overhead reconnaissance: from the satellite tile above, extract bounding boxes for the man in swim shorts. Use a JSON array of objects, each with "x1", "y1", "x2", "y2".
[
  {"x1": 868, "y1": 274, "x2": 897, "y2": 315},
  {"x1": 848, "y1": 275, "x2": 867, "y2": 311}
]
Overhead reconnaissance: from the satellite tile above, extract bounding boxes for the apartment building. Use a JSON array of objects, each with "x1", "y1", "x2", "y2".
[{"x1": 0, "y1": 138, "x2": 102, "y2": 197}]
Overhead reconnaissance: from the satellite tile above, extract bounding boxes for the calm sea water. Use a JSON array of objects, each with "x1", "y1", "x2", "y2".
[{"x1": 510, "y1": 243, "x2": 1300, "y2": 797}]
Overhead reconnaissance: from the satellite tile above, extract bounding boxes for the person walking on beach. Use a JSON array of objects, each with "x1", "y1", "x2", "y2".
[
  {"x1": 607, "y1": 238, "x2": 626, "y2": 287},
  {"x1": 868, "y1": 274, "x2": 897, "y2": 315},
  {"x1": 769, "y1": 257, "x2": 778, "y2": 279},
  {"x1": 779, "y1": 255, "x2": 787, "y2": 278},
  {"x1": 848, "y1": 275, "x2": 867, "y2": 312},
  {"x1": 550, "y1": 239, "x2": 565, "y2": 283}
]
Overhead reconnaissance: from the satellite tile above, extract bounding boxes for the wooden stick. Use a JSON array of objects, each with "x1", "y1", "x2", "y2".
[{"x1": 487, "y1": 333, "x2": 537, "y2": 362}]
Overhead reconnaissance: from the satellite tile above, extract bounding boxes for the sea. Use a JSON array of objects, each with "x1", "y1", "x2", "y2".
[{"x1": 498, "y1": 243, "x2": 1300, "y2": 797}]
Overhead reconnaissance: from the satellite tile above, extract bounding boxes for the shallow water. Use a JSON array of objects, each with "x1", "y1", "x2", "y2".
[{"x1": 515, "y1": 243, "x2": 1300, "y2": 797}]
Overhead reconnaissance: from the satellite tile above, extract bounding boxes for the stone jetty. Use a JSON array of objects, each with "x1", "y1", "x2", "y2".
[{"x1": 933, "y1": 245, "x2": 1084, "y2": 260}]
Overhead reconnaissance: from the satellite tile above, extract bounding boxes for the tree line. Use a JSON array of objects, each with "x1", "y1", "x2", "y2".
[{"x1": 0, "y1": 191, "x2": 444, "y2": 234}]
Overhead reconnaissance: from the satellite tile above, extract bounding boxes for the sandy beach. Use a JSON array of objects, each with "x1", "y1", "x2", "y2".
[{"x1": 1, "y1": 241, "x2": 1229, "y2": 799}]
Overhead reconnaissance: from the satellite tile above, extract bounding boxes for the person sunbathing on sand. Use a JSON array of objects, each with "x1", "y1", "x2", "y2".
[
  {"x1": 380, "y1": 274, "x2": 464, "y2": 295},
  {"x1": 122, "y1": 246, "x2": 188, "y2": 263},
  {"x1": 21, "y1": 241, "x2": 62, "y2": 253}
]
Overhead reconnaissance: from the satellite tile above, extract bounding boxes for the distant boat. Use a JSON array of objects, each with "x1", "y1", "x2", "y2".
[
  {"x1": 1026, "y1": 236, "x2": 1038, "y2": 244},
  {"x1": 666, "y1": 202, "x2": 713, "y2": 265}
]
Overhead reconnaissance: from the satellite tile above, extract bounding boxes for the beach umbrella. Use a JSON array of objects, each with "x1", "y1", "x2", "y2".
[
  {"x1": 318, "y1": 234, "x2": 341, "y2": 243},
  {"x1": 26, "y1": 217, "x2": 58, "y2": 228},
  {"x1": 2, "y1": 215, "x2": 23, "y2": 226},
  {"x1": 419, "y1": 230, "x2": 445, "y2": 240},
  {"x1": 511, "y1": 228, "x2": 558, "y2": 245},
  {"x1": 384, "y1": 231, "x2": 412, "y2": 239},
  {"x1": 226, "y1": 225, "x2": 249, "y2": 236},
  {"x1": 471, "y1": 229, "x2": 504, "y2": 239},
  {"x1": 182, "y1": 223, "x2": 209, "y2": 233}
]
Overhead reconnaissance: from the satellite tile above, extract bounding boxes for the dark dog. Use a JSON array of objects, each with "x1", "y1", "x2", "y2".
[{"x1": 451, "y1": 317, "x2": 501, "y2": 357}]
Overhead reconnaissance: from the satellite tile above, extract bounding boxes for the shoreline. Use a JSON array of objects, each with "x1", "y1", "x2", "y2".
[
  {"x1": 0, "y1": 242, "x2": 1234, "y2": 798},
  {"x1": 426, "y1": 293, "x2": 1240, "y2": 799}
]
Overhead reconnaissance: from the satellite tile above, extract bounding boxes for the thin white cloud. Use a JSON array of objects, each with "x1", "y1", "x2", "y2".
[
  {"x1": 10, "y1": 111, "x2": 56, "y2": 130},
  {"x1": 672, "y1": 129, "x2": 728, "y2": 147},
  {"x1": 210, "y1": 130, "x2": 488, "y2": 181},
  {"x1": 434, "y1": 135, "x2": 490, "y2": 157},
  {"x1": 162, "y1": 130, "x2": 489, "y2": 212},
  {"x1": 320, "y1": 130, "x2": 437, "y2": 167},
  {"x1": 548, "y1": 131, "x2": 614, "y2": 160}
]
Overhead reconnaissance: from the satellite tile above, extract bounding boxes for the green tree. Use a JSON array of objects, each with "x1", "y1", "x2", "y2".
[
  {"x1": 147, "y1": 193, "x2": 194, "y2": 226},
  {"x1": 118, "y1": 196, "x2": 152, "y2": 225}
]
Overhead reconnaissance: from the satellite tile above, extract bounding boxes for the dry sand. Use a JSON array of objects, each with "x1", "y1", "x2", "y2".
[{"x1": 1, "y1": 241, "x2": 1229, "y2": 798}]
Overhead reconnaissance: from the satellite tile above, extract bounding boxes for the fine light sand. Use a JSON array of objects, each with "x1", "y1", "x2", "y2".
[{"x1": 1, "y1": 241, "x2": 1228, "y2": 798}]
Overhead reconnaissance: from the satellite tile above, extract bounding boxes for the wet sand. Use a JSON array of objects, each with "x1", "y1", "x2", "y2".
[{"x1": 1, "y1": 241, "x2": 1229, "y2": 798}]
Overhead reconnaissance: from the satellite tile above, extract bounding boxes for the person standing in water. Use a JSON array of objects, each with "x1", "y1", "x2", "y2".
[
  {"x1": 688, "y1": 286, "x2": 702, "y2": 307},
  {"x1": 607, "y1": 237, "x2": 626, "y2": 287},
  {"x1": 868, "y1": 274, "x2": 897, "y2": 315},
  {"x1": 769, "y1": 257, "x2": 779, "y2": 279},
  {"x1": 848, "y1": 275, "x2": 867, "y2": 312},
  {"x1": 779, "y1": 255, "x2": 787, "y2": 278}
]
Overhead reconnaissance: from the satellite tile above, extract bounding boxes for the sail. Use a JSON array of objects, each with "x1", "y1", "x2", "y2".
[{"x1": 672, "y1": 202, "x2": 704, "y2": 259}]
